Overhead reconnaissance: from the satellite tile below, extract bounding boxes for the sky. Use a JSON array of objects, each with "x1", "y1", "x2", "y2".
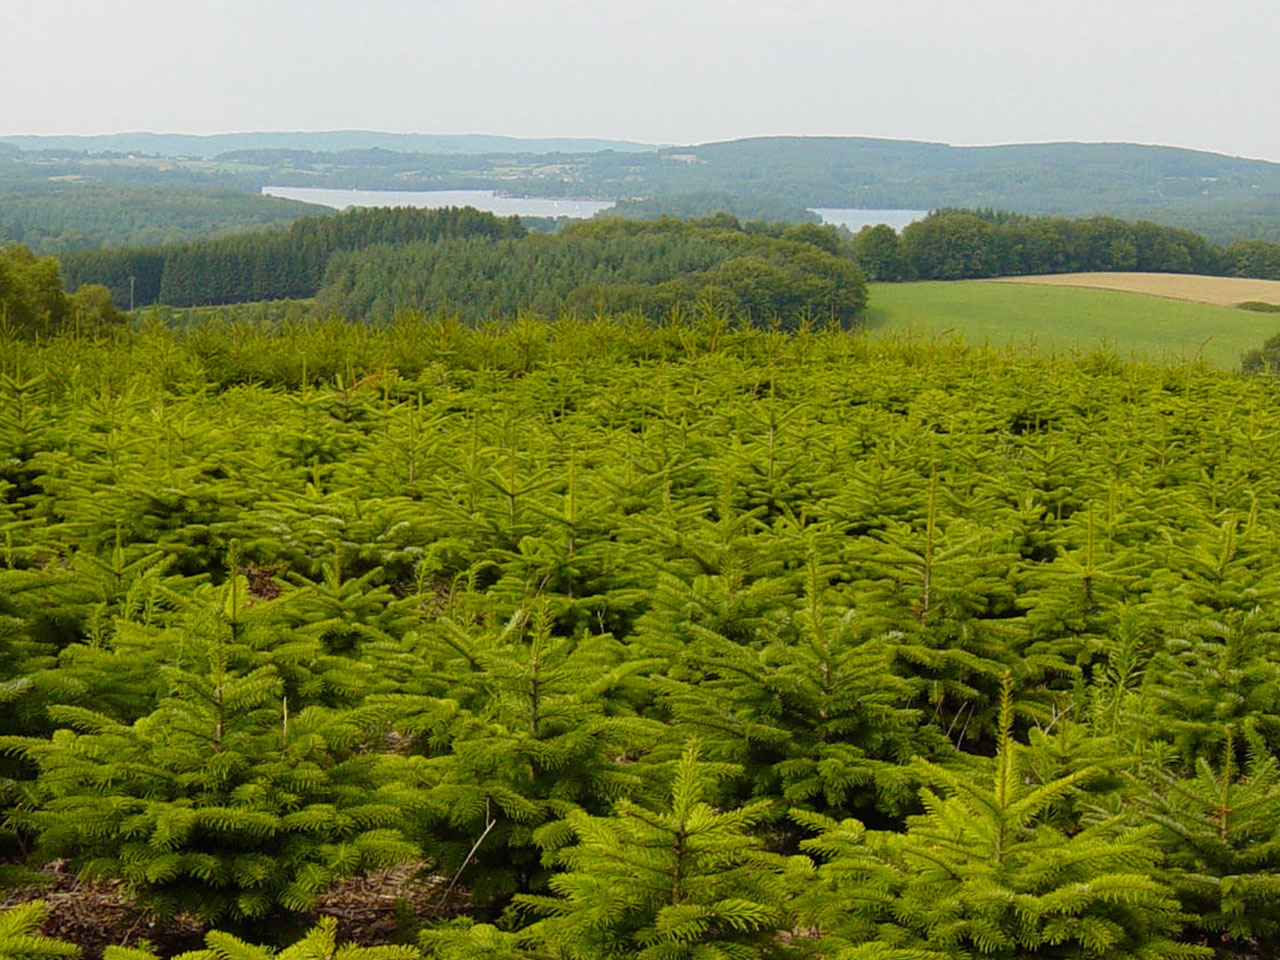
[{"x1": 7, "y1": 0, "x2": 1280, "y2": 160}]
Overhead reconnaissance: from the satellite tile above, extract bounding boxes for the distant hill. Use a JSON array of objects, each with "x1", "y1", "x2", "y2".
[
  {"x1": 552, "y1": 136, "x2": 1280, "y2": 241},
  {"x1": 0, "y1": 131, "x2": 658, "y2": 158},
  {"x1": 641, "y1": 137, "x2": 1280, "y2": 215},
  {"x1": 8, "y1": 132, "x2": 1280, "y2": 244}
]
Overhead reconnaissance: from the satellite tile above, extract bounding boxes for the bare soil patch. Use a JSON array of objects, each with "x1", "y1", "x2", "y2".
[
  {"x1": 991, "y1": 272, "x2": 1280, "y2": 307},
  {"x1": 2, "y1": 861, "x2": 454, "y2": 958}
]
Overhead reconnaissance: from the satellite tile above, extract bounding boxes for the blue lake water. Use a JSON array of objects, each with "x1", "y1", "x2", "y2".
[
  {"x1": 263, "y1": 186, "x2": 928, "y2": 232},
  {"x1": 810, "y1": 208, "x2": 928, "y2": 232},
  {"x1": 262, "y1": 186, "x2": 615, "y2": 219}
]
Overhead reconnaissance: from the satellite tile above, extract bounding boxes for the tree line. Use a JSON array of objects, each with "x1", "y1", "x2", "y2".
[
  {"x1": 315, "y1": 215, "x2": 869, "y2": 329},
  {"x1": 58, "y1": 206, "x2": 527, "y2": 309},
  {"x1": 853, "y1": 209, "x2": 1280, "y2": 281},
  {"x1": 0, "y1": 185, "x2": 321, "y2": 255},
  {"x1": 0, "y1": 243, "x2": 124, "y2": 337},
  {"x1": 601, "y1": 190, "x2": 822, "y2": 226},
  {"x1": 55, "y1": 203, "x2": 1280, "y2": 325}
]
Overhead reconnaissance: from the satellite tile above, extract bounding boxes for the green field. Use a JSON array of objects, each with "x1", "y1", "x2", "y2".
[{"x1": 866, "y1": 280, "x2": 1280, "y2": 368}]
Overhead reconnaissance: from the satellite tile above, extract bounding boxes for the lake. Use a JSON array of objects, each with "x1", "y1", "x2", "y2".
[
  {"x1": 262, "y1": 186, "x2": 928, "y2": 231},
  {"x1": 810, "y1": 208, "x2": 929, "y2": 232},
  {"x1": 261, "y1": 186, "x2": 615, "y2": 219}
]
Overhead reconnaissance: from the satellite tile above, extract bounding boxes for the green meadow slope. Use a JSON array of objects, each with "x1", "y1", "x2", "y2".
[{"x1": 866, "y1": 280, "x2": 1280, "y2": 368}]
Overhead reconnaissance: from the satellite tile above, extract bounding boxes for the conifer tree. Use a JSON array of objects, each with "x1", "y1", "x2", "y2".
[
  {"x1": 1135, "y1": 730, "x2": 1280, "y2": 956},
  {"x1": 1015, "y1": 499, "x2": 1153, "y2": 677},
  {"x1": 845, "y1": 493, "x2": 1015, "y2": 748},
  {"x1": 793, "y1": 682, "x2": 1208, "y2": 959},
  {"x1": 402, "y1": 603, "x2": 661, "y2": 902},
  {"x1": 513, "y1": 741, "x2": 792, "y2": 960},
  {"x1": 1145, "y1": 604, "x2": 1280, "y2": 767},
  {"x1": 3, "y1": 572, "x2": 418, "y2": 928},
  {"x1": 0, "y1": 373, "x2": 55, "y2": 502},
  {"x1": 644, "y1": 554, "x2": 935, "y2": 823}
]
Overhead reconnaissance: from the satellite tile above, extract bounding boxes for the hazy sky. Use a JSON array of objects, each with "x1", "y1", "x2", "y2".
[{"x1": 7, "y1": 0, "x2": 1280, "y2": 159}]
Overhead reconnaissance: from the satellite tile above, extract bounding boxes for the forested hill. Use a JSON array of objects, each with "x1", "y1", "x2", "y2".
[
  {"x1": 0, "y1": 186, "x2": 328, "y2": 254},
  {"x1": 637, "y1": 137, "x2": 1280, "y2": 223}
]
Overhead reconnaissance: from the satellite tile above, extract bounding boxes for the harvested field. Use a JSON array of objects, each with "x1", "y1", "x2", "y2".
[{"x1": 991, "y1": 272, "x2": 1280, "y2": 307}]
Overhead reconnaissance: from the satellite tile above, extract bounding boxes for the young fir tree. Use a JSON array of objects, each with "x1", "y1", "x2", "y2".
[
  {"x1": 645, "y1": 554, "x2": 935, "y2": 825},
  {"x1": 1145, "y1": 603, "x2": 1280, "y2": 768},
  {"x1": 1135, "y1": 729, "x2": 1280, "y2": 957},
  {"x1": 479, "y1": 453, "x2": 653, "y2": 641},
  {"x1": 1014, "y1": 499, "x2": 1153, "y2": 680},
  {"x1": 402, "y1": 603, "x2": 661, "y2": 902},
  {"x1": 3, "y1": 572, "x2": 417, "y2": 931},
  {"x1": 50, "y1": 552, "x2": 374, "y2": 727},
  {"x1": 792, "y1": 681, "x2": 1208, "y2": 960},
  {"x1": 842, "y1": 471, "x2": 1017, "y2": 751},
  {"x1": 509, "y1": 741, "x2": 793, "y2": 960},
  {"x1": 0, "y1": 373, "x2": 56, "y2": 504}
]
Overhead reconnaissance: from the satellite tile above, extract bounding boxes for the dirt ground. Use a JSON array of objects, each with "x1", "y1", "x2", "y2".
[
  {"x1": 1, "y1": 862, "x2": 457, "y2": 958},
  {"x1": 990, "y1": 272, "x2": 1280, "y2": 307}
]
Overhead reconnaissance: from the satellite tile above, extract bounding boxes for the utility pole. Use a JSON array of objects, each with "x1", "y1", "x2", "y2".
[{"x1": 128, "y1": 275, "x2": 136, "y2": 313}]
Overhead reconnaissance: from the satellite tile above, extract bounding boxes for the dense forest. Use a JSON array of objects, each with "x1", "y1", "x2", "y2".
[
  {"x1": 0, "y1": 186, "x2": 327, "y2": 255},
  {"x1": 56, "y1": 213, "x2": 868, "y2": 328},
  {"x1": 853, "y1": 210, "x2": 1280, "y2": 282},
  {"x1": 59, "y1": 207, "x2": 527, "y2": 310},
  {"x1": 1, "y1": 311, "x2": 1280, "y2": 958},
  {"x1": 314, "y1": 217, "x2": 868, "y2": 328}
]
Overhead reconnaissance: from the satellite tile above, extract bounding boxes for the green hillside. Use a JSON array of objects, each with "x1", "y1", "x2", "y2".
[
  {"x1": 866, "y1": 280, "x2": 1279, "y2": 367},
  {"x1": 671, "y1": 137, "x2": 1280, "y2": 210}
]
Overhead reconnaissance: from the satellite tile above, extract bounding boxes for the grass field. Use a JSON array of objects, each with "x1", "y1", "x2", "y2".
[{"x1": 866, "y1": 279, "x2": 1280, "y2": 368}]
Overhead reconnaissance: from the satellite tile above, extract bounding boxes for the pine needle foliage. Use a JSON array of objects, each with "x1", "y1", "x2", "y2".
[
  {"x1": 103, "y1": 915, "x2": 416, "y2": 960},
  {"x1": 794, "y1": 681, "x2": 1208, "y2": 959},
  {"x1": 1135, "y1": 730, "x2": 1280, "y2": 956},
  {"x1": 405, "y1": 605, "x2": 662, "y2": 902},
  {"x1": 11, "y1": 314, "x2": 1280, "y2": 952},
  {"x1": 4, "y1": 571, "x2": 418, "y2": 925},
  {"x1": 0, "y1": 902, "x2": 78, "y2": 960},
  {"x1": 418, "y1": 918, "x2": 549, "y2": 960},
  {"x1": 513, "y1": 741, "x2": 792, "y2": 960}
]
